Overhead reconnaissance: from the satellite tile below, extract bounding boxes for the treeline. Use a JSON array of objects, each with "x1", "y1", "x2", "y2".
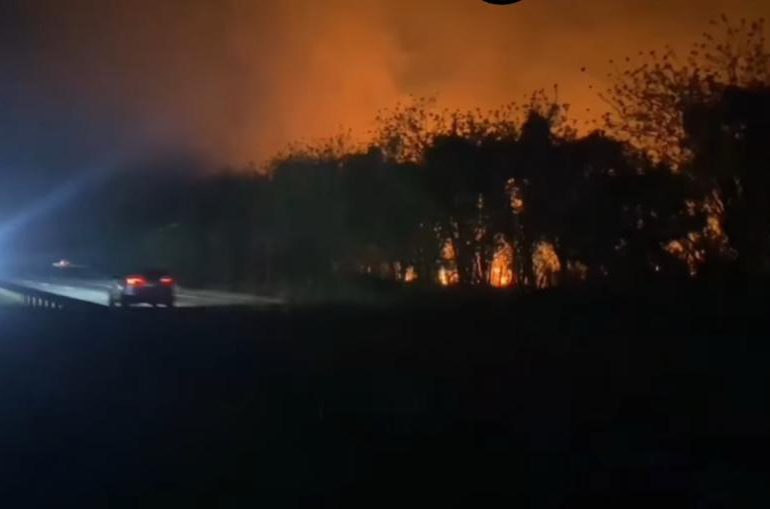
[{"x1": 74, "y1": 17, "x2": 770, "y2": 297}]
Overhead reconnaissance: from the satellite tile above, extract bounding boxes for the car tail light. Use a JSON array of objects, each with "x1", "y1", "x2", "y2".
[
  {"x1": 126, "y1": 276, "x2": 146, "y2": 287},
  {"x1": 160, "y1": 276, "x2": 175, "y2": 287}
]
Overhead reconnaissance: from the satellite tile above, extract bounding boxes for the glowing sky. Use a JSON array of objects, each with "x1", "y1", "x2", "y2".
[{"x1": 1, "y1": 0, "x2": 769, "y2": 175}]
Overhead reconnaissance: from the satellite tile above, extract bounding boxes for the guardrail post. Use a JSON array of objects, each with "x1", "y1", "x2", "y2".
[{"x1": 0, "y1": 280, "x2": 104, "y2": 311}]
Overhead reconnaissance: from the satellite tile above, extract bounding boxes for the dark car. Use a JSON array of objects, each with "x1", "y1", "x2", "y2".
[{"x1": 109, "y1": 269, "x2": 176, "y2": 307}]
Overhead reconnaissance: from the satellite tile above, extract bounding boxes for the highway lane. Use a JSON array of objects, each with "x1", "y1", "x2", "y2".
[{"x1": 7, "y1": 277, "x2": 283, "y2": 308}]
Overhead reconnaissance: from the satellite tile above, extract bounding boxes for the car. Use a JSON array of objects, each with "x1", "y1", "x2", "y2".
[{"x1": 109, "y1": 269, "x2": 176, "y2": 307}]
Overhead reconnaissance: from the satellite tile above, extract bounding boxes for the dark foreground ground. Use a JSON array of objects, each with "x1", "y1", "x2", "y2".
[{"x1": 0, "y1": 281, "x2": 769, "y2": 507}]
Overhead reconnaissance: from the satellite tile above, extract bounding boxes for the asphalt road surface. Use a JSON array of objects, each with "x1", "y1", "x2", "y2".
[{"x1": 6, "y1": 277, "x2": 282, "y2": 308}]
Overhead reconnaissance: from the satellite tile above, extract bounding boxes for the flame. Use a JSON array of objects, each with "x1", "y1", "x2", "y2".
[
  {"x1": 489, "y1": 240, "x2": 515, "y2": 288},
  {"x1": 533, "y1": 241, "x2": 561, "y2": 288},
  {"x1": 438, "y1": 267, "x2": 459, "y2": 286},
  {"x1": 403, "y1": 266, "x2": 418, "y2": 283}
]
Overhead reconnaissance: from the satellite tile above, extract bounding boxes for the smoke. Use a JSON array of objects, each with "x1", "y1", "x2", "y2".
[{"x1": 4, "y1": 0, "x2": 770, "y2": 170}]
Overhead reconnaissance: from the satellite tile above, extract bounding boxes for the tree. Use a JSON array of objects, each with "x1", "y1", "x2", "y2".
[{"x1": 602, "y1": 15, "x2": 770, "y2": 275}]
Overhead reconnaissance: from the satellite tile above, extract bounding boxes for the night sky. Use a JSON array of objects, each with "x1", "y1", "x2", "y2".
[{"x1": 0, "y1": 0, "x2": 768, "y2": 203}]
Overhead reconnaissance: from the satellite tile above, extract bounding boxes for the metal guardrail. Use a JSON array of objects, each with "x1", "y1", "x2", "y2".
[{"x1": 0, "y1": 281, "x2": 103, "y2": 310}]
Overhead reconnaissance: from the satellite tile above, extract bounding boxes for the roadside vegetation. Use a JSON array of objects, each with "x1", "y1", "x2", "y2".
[{"x1": 50, "y1": 17, "x2": 770, "y2": 300}]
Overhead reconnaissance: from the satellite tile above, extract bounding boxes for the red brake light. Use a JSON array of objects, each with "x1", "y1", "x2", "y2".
[
  {"x1": 126, "y1": 276, "x2": 146, "y2": 287},
  {"x1": 160, "y1": 276, "x2": 175, "y2": 286}
]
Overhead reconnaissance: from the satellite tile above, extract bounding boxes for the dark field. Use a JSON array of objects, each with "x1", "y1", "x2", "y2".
[{"x1": 1, "y1": 282, "x2": 769, "y2": 507}]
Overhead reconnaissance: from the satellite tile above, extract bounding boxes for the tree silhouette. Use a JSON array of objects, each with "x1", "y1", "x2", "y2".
[{"x1": 50, "y1": 18, "x2": 770, "y2": 297}]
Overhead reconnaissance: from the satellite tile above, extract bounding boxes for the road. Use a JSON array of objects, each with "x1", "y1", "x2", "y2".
[
  {"x1": 6, "y1": 277, "x2": 283, "y2": 308},
  {"x1": 0, "y1": 287, "x2": 23, "y2": 306}
]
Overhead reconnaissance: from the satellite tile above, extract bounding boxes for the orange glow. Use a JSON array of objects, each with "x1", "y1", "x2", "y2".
[
  {"x1": 665, "y1": 190, "x2": 732, "y2": 276},
  {"x1": 27, "y1": 1, "x2": 770, "y2": 166},
  {"x1": 438, "y1": 267, "x2": 459, "y2": 287},
  {"x1": 441, "y1": 239, "x2": 456, "y2": 262},
  {"x1": 438, "y1": 239, "x2": 460, "y2": 286},
  {"x1": 489, "y1": 241, "x2": 515, "y2": 288},
  {"x1": 403, "y1": 266, "x2": 418, "y2": 283},
  {"x1": 665, "y1": 238, "x2": 703, "y2": 276},
  {"x1": 533, "y1": 241, "x2": 562, "y2": 289},
  {"x1": 506, "y1": 179, "x2": 525, "y2": 214}
]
